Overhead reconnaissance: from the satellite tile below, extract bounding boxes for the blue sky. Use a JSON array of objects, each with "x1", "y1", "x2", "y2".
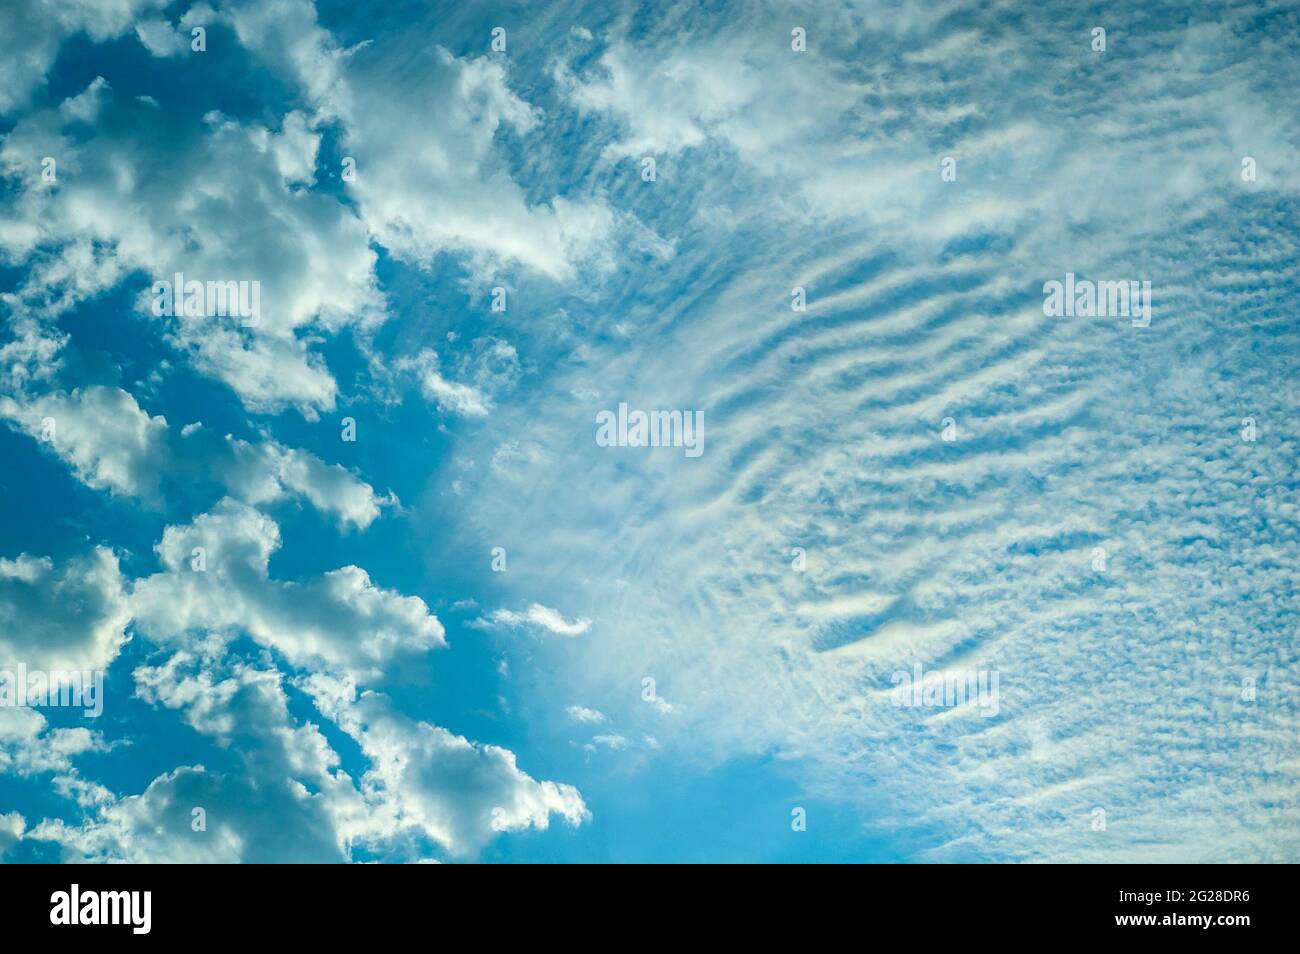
[{"x1": 0, "y1": 0, "x2": 1297, "y2": 863}]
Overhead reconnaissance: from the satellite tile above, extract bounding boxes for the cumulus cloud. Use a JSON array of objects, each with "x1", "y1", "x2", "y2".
[
  {"x1": 26, "y1": 653, "x2": 588, "y2": 862},
  {"x1": 0, "y1": 385, "x2": 391, "y2": 526},
  {"x1": 0, "y1": 706, "x2": 110, "y2": 806},
  {"x1": 0, "y1": 548, "x2": 130, "y2": 672},
  {"x1": 38, "y1": 655, "x2": 359, "y2": 862},
  {"x1": 0, "y1": 811, "x2": 24, "y2": 859},
  {"x1": 308, "y1": 677, "x2": 589, "y2": 857},
  {"x1": 0, "y1": 1, "x2": 621, "y2": 419},
  {"x1": 0, "y1": 386, "x2": 166, "y2": 497},
  {"x1": 214, "y1": 431, "x2": 393, "y2": 529},
  {"x1": 130, "y1": 500, "x2": 444, "y2": 679},
  {"x1": 34, "y1": 764, "x2": 317, "y2": 862},
  {"x1": 0, "y1": 84, "x2": 382, "y2": 416}
]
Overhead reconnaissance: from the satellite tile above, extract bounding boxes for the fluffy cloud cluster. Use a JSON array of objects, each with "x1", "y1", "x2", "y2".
[
  {"x1": 0, "y1": 548, "x2": 129, "y2": 672},
  {"x1": 129, "y1": 500, "x2": 442, "y2": 679},
  {"x1": 0, "y1": 82, "x2": 380, "y2": 414},
  {"x1": 34, "y1": 654, "x2": 586, "y2": 862},
  {"x1": 37, "y1": 655, "x2": 359, "y2": 862},
  {"x1": 1, "y1": 385, "x2": 390, "y2": 526},
  {"x1": 2, "y1": 486, "x2": 593, "y2": 861},
  {"x1": 0, "y1": 705, "x2": 109, "y2": 787},
  {"x1": 309, "y1": 675, "x2": 589, "y2": 857},
  {"x1": 0, "y1": 0, "x2": 605, "y2": 865}
]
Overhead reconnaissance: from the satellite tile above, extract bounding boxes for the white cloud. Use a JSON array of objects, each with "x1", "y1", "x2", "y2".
[
  {"x1": 556, "y1": 40, "x2": 767, "y2": 160},
  {"x1": 555, "y1": 13, "x2": 1300, "y2": 253},
  {"x1": 489, "y1": 603, "x2": 591, "y2": 637},
  {"x1": 217, "y1": 0, "x2": 616, "y2": 282},
  {"x1": 92, "y1": 654, "x2": 591, "y2": 861},
  {"x1": 0, "y1": 811, "x2": 24, "y2": 858},
  {"x1": 31, "y1": 652, "x2": 589, "y2": 862},
  {"x1": 0, "y1": 548, "x2": 129, "y2": 672},
  {"x1": 0, "y1": 0, "x2": 166, "y2": 114},
  {"x1": 0, "y1": 86, "x2": 383, "y2": 416},
  {"x1": 0, "y1": 386, "x2": 166, "y2": 498},
  {"x1": 133, "y1": 4, "x2": 216, "y2": 58},
  {"x1": 130, "y1": 500, "x2": 444, "y2": 679},
  {"x1": 0, "y1": 705, "x2": 110, "y2": 800},
  {"x1": 3, "y1": 0, "x2": 1295, "y2": 866},
  {"x1": 36, "y1": 654, "x2": 359, "y2": 863},
  {"x1": 133, "y1": 18, "x2": 187, "y2": 57},
  {"x1": 338, "y1": 46, "x2": 615, "y2": 282},
  {"x1": 308, "y1": 678, "x2": 589, "y2": 857},
  {"x1": 400, "y1": 349, "x2": 490, "y2": 418},
  {"x1": 0, "y1": 384, "x2": 391, "y2": 527},
  {"x1": 565, "y1": 705, "x2": 606, "y2": 724},
  {"x1": 398, "y1": 339, "x2": 523, "y2": 418},
  {"x1": 218, "y1": 431, "x2": 393, "y2": 529}
]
